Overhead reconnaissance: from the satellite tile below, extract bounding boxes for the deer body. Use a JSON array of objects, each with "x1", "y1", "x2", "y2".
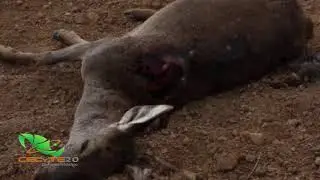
[
  {"x1": 0, "y1": 0, "x2": 313, "y2": 179},
  {"x1": 82, "y1": 0, "x2": 312, "y2": 105}
]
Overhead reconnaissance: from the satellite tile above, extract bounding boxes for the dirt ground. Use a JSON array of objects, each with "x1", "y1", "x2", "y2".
[{"x1": 0, "y1": 0, "x2": 319, "y2": 180}]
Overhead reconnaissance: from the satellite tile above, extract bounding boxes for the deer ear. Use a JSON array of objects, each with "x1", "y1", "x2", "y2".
[{"x1": 116, "y1": 105, "x2": 174, "y2": 133}]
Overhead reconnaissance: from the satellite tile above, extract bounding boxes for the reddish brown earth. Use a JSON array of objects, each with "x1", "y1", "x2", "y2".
[{"x1": 0, "y1": 0, "x2": 319, "y2": 180}]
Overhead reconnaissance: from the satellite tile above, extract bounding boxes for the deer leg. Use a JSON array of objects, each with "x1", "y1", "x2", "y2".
[
  {"x1": 52, "y1": 29, "x2": 88, "y2": 46},
  {"x1": 124, "y1": 8, "x2": 157, "y2": 21},
  {"x1": 0, "y1": 42, "x2": 92, "y2": 65},
  {"x1": 0, "y1": 32, "x2": 115, "y2": 65},
  {"x1": 0, "y1": 29, "x2": 90, "y2": 65}
]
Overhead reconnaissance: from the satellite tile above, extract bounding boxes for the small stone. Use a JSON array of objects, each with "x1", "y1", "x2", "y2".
[
  {"x1": 238, "y1": 175, "x2": 247, "y2": 180},
  {"x1": 217, "y1": 136, "x2": 227, "y2": 141},
  {"x1": 287, "y1": 119, "x2": 301, "y2": 127},
  {"x1": 86, "y1": 11, "x2": 99, "y2": 23},
  {"x1": 216, "y1": 153, "x2": 239, "y2": 171},
  {"x1": 16, "y1": 0, "x2": 23, "y2": 5},
  {"x1": 315, "y1": 157, "x2": 320, "y2": 166},
  {"x1": 254, "y1": 166, "x2": 267, "y2": 176},
  {"x1": 52, "y1": 100, "x2": 60, "y2": 104},
  {"x1": 232, "y1": 129, "x2": 238, "y2": 136},
  {"x1": 161, "y1": 129, "x2": 170, "y2": 135},
  {"x1": 43, "y1": 2, "x2": 52, "y2": 9},
  {"x1": 182, "y1": 136, "x2": 190, "y2": 145},
  {"x1": 267, "y1": 165, "x2": 278, "y2": 173},
  {"x1": 299, "y1": 127, "x2": 306, "y2": 132},
  {"x1": 247, "y1": 132, "x2": 265, "y2": 145},
  {"x1": 298, "y1": 135, "x2": 304, "y2": 141},
  {"x1": 71, "y1": 6, "x2": 81, "y2": 13},
  {"x1": 74, "y1": 15, "x2": 85, "y2": 24},
  {"x1": 161, "y1": 148, "x2": 168, "y2": 154},
  {"x1": 37, "y1": 12, "x2": 44, "y2": 18},
  {"x1": 65, "y1": 12, "x2": 71, "y2": 16},
  {"x1": 43, "y1": 4, "x2": 50, "y2": 9},
  {"x1": 311, "y1": 145, "x2": 320, "y2": 156},
  {"x1": 288, "y1": 166, "x2": 299, "y2": 174},
  {"x1": 245, "y1": 154, "x2": 256, "y2": 162}
]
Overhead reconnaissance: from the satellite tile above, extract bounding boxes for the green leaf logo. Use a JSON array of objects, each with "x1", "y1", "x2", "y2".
[{"x1": 18, "y1": 133, "x2": 64, "y2": 157}]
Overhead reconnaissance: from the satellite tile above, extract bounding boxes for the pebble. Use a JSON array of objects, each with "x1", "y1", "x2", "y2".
[
  {"x1": 216, "y1": 153, "x2": 239, "y2": 171},
  {"x1": 287, "y1": 118, "x2": 301, "y2": 127},
  {"x1": 315, "y1": 157, "x2": 320, "y2": 166},
  {"x1": 16, "y1": 0, "x2": 23, "y2": 5},
  {"x1": 311, "y1": 145, "x2": 320, "y2": 156},
  {"x1": 52, "y1": 100, "x2": 60, "y2": 104},
  {"x1": 37, "y1": 12, "x2": 44, "y2": 18},
  {"x1": 217, "y1": 136, "x2": 227, "y2": 141},
  {"x1": 287, "y1": 166, "x2": 299, "y2": 174},
  {"x1": 42, "y1": 2, "x2": 52, "y2": 9},
  {"x1": 86, "y1": 11, "x2": 99, "y2": 23},
  {"x1": 75, "y1": 15, "x2": 86, "y2": 24},
  {"x1": 245, "y1": 154, "x2": 256, "y2": 162},
  {"x1": 247, "y1": 132, "x2": 265, "y2": 145},
  {"x1": 232, "y1": 129, "x2": 238, "y2": 136},
  {"x1": 182, "y1": 136, "x2": 190, "y2": 145},
  {"x1": 254, "y1": 166, "x2": 267, "y2": 176}
]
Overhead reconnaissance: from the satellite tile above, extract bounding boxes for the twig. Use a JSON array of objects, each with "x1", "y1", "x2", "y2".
[{"x1": 247, "y1": 152, "x2": 262, "y2": 180}]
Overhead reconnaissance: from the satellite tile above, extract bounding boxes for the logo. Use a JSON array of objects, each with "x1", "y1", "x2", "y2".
[
  {"x1": 17, "y1": 132, "x2": 78, "y2": 167},
  {"x1": 18, "y1": 133, "x2": 64, "y2": 157}
]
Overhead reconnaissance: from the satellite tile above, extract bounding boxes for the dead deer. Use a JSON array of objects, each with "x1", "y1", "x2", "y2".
[{"x1": 0, "y1": 0, "x2": 315, "y2": 179}]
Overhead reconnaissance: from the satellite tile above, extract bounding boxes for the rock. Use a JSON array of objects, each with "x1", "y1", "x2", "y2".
[
  {"x1": 315, "y1": 157, "x2": 320, "y2": 166},
  {"x1": 71, "y1": 6, "x2": 81, "y2": 13},
  {"x1": 232, "y1": 129, "x2": 238, "y2": 136},
  {"x1": 254, "y1": 166, "x2": 267, "y2": 176},
  {"x1": 74, "y1": 15, "x2": 86, "y2": 24},
  {"x1": 287, "y1": 166, "x2": 299, "y2": 174},
  {"x1": 37, "y1": 12, "x2": 44, "y2": 18},
  {"x1": 311, "y1": 145, "x2": 320, "y2": 156},
  {"x1": 216, "y1": 153, "x2": 239, "y2": 171},
  {"x1": 16, "y1": 0, "x2": 23, "y2": 5},
  {"x1": 245, "y1": 132, "x2": 265, "y2": 145},
  {"x1": 161, "y1": 129, "x2": 170, "y2": 135},
  {"x1": 272, "y1": 139, "x2": 283, "y2": 145},
  {"x1": 245, "y1": 154, "x2": 256, "y2": 162},
  {"x1": 182, "y1": 136, "x2": 190, "y2": 145},
  {"x1": 217, "y1": 136, "x2": 227, "y2": 141},
  {"x1": 52, "y1": 100, "x2": 60, "y2": 104},
  {"x1": 287, "y1": 119, "x2": 301, "y2": 127},
  {"x1": 86, "y1": 11, "x2": 99, "y2": 23},
  {"x1": 43, "y1": 2, "x2": 52, "y2": 9}
]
